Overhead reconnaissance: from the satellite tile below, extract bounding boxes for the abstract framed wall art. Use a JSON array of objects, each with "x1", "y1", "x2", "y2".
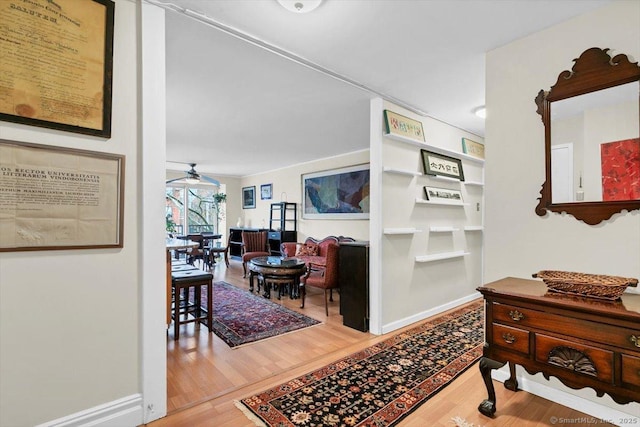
[
  {"x1": 0, "y1": 0, "x2": 115, "y2": 137},
  {"x1": 601, "y1": 138, "x2": 640, "y2": 201},
  {"x1": 420, "y1": 149, "x2": 465, "y2": 181},
  {"x1": 302, "y1": 164, "x2": 370, "y2": 219}
]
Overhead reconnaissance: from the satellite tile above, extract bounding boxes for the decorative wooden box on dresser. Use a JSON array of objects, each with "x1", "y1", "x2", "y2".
[{"x1": 477, "y1": 277, "x2": 640, "y2": 417}]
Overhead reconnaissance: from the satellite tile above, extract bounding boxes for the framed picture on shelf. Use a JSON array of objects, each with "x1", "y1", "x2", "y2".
[
  {"x1": 242, "y1": 186, "x2": 256, "y2": 209},
  {"x1": 462, "y1": 138, "x2": 485, "y2": 159},
  {"x1": 302, "y1": 164, "x2": 370, "y2": 219},
  {"x1": 383, "y1": 110, "x2": 425, "y2": 142},
  {"x1": 420, "y1": 149, "x2": 465, "y2": 181},
  {"x1": 260, "y1": 183, "x2": 273, "y2": 200},
  {"x1": 424, "y1": 186, "x2": 464, "y2": 203}
]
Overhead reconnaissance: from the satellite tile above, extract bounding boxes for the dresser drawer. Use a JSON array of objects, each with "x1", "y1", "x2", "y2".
[
  {"x1": 492, "y1": 323, "x2": 529, "y2": 355},
  {"x1": 492, "y1": 302, "x2": 640, "y2": 351},
  {"x1": 535, "y1": 334, "x2": 613, "y2": 383},
  {"x1": 621, "y1": 354, "x2": 640, "y2": 388}
]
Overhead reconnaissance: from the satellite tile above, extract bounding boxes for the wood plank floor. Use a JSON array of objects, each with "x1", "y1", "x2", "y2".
[{"x1": 146, "y1": 258, "x2": 611, "y2": 426}]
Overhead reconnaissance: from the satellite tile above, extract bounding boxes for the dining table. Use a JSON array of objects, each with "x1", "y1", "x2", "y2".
[{"x1": 165, "y1": 237, "x2": 200, "y2": 324}]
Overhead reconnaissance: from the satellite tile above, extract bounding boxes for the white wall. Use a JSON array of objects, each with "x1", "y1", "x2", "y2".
[
  {"x1": 240, "y1": 150, "x2": 371, "y2": 241},
  {"x1": 0, "y1": 1, "x2": 143, "y2": 425},
  {"x1": 372, "y1": 100, "x2": 485, "y2": 334},
  {"x1": 485, "y1": 0, "x2": 640, "y2": 418}
]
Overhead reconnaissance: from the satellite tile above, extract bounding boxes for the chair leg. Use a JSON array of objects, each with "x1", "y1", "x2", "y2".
[
  {"x1": 242, "y1": 262, "x2": 247, "y2": 277},
  {"x1": 324, "y1": 289, "x2": 329, "y2": 316},
  {"x1": 224, "y1": 251, "x2": 229, "y2": 267}
]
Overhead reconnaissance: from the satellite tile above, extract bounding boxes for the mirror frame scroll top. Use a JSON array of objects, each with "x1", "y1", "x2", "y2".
[{"x1": 535, "y1": 47, "x2": 640, "y2": 225}]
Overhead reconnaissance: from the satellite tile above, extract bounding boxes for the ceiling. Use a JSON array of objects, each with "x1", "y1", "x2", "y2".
[{"x1": 155, "y1": 0, "x2": 611, "y2": 178}]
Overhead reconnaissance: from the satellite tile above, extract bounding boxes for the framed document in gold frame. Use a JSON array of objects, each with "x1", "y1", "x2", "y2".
[
  {"x1": 0, "y1": 140, "x2": 124, "y2": 251},
  {"x1": 0, "y1": 0, "x2": 115, "y2": 137}
]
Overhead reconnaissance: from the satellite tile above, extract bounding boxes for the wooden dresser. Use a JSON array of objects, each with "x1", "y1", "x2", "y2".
[{"x1": 477, "y1": 277, "x2": 640, "y2": 417}]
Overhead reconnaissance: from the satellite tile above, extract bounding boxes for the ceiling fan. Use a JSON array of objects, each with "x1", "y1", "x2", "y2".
[{"x1": 166, "y1": 163, "x2": 220, "y2": 186}]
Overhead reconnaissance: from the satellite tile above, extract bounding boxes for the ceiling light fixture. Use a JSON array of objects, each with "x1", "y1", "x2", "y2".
[
  {"x1": 474, "y1": 106, "x2": 486, "y2": 119},
  {"x1": 277, "y1": 0, "x2": 323, "y2": 14},
  {"x1": 185, "y1": 176, "x2": 200, "y2": 184}
]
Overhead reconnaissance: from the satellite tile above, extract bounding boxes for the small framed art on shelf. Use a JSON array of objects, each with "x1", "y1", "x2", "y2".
[
  {"x1": 462, "y1": 138, "x2": 485, "y2": 159},
  {"x1": 420, "y1": 149, "x2": 465, "y2": 181},
  {"x1": 383, "y1": 110, "x2": 425, "y2": 142},
  {"x1": 424, "y1": 186, "x2": 464, "y2": 203}
]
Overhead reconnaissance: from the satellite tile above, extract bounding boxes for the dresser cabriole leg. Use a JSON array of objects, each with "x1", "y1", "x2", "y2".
[{"x1": 478, "y1": 356, "x2": 507, "y2": 417}]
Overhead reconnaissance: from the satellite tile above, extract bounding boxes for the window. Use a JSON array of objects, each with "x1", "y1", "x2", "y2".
[{"x1": 166, "y1": 184, "x2": 226, "y2": 236}]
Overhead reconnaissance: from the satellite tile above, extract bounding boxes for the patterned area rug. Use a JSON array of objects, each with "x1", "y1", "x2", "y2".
[
  {"x1": 210, "y1": 281, "x2": 321, "y2": 348},
  {"x1": 237, "y1": 301, "x2": 484, "y2": 426}
]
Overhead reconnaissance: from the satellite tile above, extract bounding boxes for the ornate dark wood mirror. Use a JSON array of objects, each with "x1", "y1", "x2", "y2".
[{"x1": 535, "y1": 47, "x2": 640, "y2": 225}]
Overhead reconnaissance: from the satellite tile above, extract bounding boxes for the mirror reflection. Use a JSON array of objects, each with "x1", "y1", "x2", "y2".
[{"x1": 550, "y1": 81, "x2": 639, "y2": 203}]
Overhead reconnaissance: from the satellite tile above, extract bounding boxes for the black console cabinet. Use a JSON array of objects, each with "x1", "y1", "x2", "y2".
[{"x1": 339, "y1": 241, "x2": 369, "y2": 332}]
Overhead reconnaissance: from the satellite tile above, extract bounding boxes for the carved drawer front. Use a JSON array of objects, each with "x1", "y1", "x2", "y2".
[
  {"x1": 492, "y1": 303, "x2": 639, "y2": 350},
  {"x1": 492, "y1": 323, "x2": 529, "y2": 355},
  {"x1": 621, "y1": 354, "x2": 640, "y2": 388},
  {"x1": 535, "y1": 334, "x2": 613, "y2": 383}
]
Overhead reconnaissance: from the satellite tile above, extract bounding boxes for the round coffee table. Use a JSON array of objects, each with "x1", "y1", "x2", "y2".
[{"x1": 248, "y1": 256, "x2": 306, "y2": 300}]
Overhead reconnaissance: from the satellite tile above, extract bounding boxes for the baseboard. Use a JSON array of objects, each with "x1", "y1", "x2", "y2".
[
  {"x1": 35, "y1": 394, "x2": 143, "y2": 427},
  {"x1": 492, "y1": 368, "x2": 639, "y2": 426},
  {"x1": 381, "y1": 292, "x2": 481, "y2": 334}
]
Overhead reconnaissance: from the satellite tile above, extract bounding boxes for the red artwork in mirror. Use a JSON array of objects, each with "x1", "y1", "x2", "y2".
[{"x1": 601, "y1": 138, "x2": 640, "y2": 201}]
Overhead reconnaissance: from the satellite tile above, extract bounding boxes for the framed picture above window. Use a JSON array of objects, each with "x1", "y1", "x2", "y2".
[
  {"x1": 260, "y1": 183, "x2": 273, "y2": 200},
  {"x1": 420, "y1": 149, "x2": 465, "y2": 181},
  {"x1": 242, "y1": 186, "x2": 256, "y2": 209}
]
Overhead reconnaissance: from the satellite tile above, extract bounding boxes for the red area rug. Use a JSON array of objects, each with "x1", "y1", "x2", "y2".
[
  {"x1": 210, "y1": 281, "x2": 321, "y2": 348},
  {"x1": 237, "y1": 300, "x2": 484, "y2": 426}
]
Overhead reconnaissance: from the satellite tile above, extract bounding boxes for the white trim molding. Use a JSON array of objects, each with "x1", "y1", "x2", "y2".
[
  {"x1": 381, "y1": 292, "x2": 481, "y2": 334},
  {"x1": 35, "y1": 395, "x2": 142, "y2": 427}
]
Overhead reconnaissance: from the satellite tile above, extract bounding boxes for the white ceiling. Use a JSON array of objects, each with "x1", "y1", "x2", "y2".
[{"x1": 155, "y1": 0, "x2": 611, "y2": 177}]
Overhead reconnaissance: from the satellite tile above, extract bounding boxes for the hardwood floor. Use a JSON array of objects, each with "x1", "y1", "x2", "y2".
[{"x1": 147, "y1": 258, "x2": 611, "y2": 426}]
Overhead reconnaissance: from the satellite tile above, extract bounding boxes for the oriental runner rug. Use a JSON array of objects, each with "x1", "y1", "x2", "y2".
[
  {"x1": 209, "y1": 281, "x2": 321, "y2": 348},
  {"x1": 237, "y1": 300, "x2": 484, "y2": 426}
]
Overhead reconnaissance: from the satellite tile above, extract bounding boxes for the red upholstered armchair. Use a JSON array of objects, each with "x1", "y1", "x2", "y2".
[
  {"x1": 241, "y1": 231, "x2": 270, "y2": 277},
  {"x1": 300, "y1": 242, "x2": 339, "y2": 316}
]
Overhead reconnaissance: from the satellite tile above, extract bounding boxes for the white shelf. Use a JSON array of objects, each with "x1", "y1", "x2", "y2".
[
  {"x1": 383, "y1": 227, "x2": 423, "y2": 235},
  {"x1": 427, "y1": 175, "x2": 462, "y2": 183},
  {"x1": 383, "y1": 132, "x2": 485, "y2": 164},
  {"x1": 464, "y1": 226, "x2": 484, "y2": 231},
  {"x1": 464, "y1": 181, "x2": 484, "y2": 187},
  {"x1": 383, "y1": 167, "x2": 422, "y2": 177},
  {"x1": 415, "y1": 251, "x2": 469, "y2": 263},
  {"x1": 415, "y1": 198, "x2": 468, "y2": 206},
  {"x1": 429, "y1": 226, "x2": 460, "y2": 232}
]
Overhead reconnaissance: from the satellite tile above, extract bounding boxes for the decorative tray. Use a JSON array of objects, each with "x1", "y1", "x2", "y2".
[{"x1": 532, "y1": 270, "x2": 638, "y2": 300}]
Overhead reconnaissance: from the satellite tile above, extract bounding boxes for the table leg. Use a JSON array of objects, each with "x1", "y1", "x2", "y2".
[
  {"x1": 477, "y1": 356, "x2": 507, "y2": 417},
  {"x1": 249, "y1": 271, "x2": 255, "y2": 292}
]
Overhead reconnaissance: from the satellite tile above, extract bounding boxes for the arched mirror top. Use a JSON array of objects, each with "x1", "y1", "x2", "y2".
[{"x1": 535, "y1": 47, "x2": 640, "y2": 225}]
